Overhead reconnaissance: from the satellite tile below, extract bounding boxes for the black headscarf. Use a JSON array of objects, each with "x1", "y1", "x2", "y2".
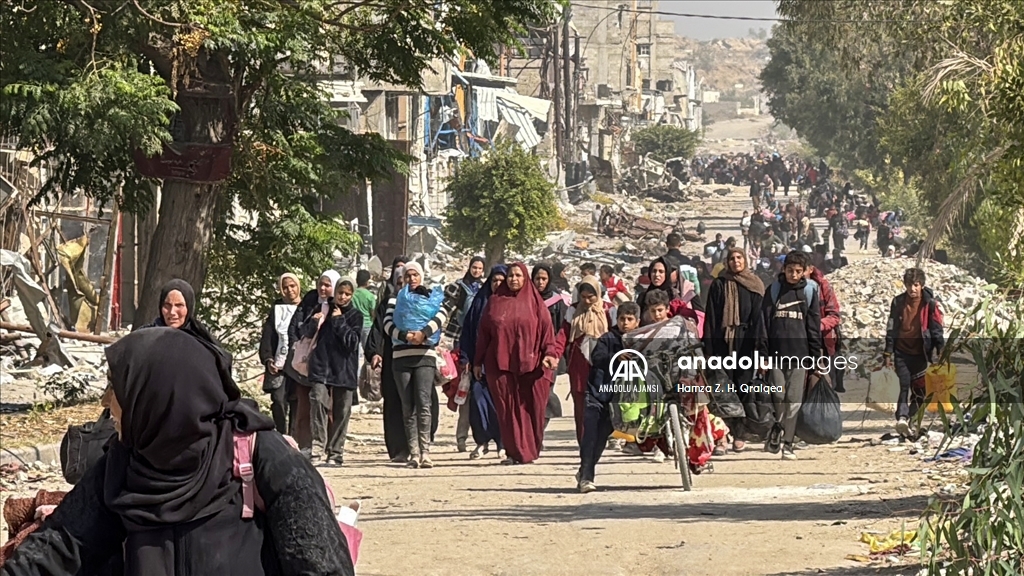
[
  {"x1": 462, "y1": 256, "x2": 487, "y2": 287},
  {"x1": 380, "y1": 255, "x2": 410, "y2": 303},
  {"x1": 532, "y1": 263, "x2": 567, "y2": 332},
  {"x1": 550, "y1": 261, "x2": 571, "y2": 292},
  {"x1": 149, "y1": 278, "x2": 234, "y2": 389},
  {"x1": 103, "y1": 328, "x2": 274, "y2": 530},
  {"x1": 149, "y1": 279, "x2": 219, "y2": 345},
  {"x1": 531, "y1": 263, "x2": 556, "y2": 299},
  {"x1": 637, "y1": 257, "x2": 676, "y2": 313}
]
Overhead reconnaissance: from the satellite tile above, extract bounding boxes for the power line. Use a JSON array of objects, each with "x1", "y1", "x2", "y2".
[{"x1": 572, "y1": 2, "x2": 937, "y2": 24}]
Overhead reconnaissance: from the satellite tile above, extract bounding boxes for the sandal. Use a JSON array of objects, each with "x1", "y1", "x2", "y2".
[{"x1": 470, "y1": 446, "x2": 485, "y2": 460}]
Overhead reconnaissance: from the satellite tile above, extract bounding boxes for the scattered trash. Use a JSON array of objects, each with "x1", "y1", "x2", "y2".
[{"x1": 860, "y1": 529, "x2": 917, "y2": 555}]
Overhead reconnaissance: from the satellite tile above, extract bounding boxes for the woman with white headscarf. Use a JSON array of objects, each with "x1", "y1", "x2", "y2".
[
  {"x1": 288, "y1": 269, "x2": 342, "y2": 456},
  {"x1": 259, "y1": 273, "x2": 302, "y2": 434},
  {"x1": 383, "y1": 262, "x2": 449, "y2": 468}
]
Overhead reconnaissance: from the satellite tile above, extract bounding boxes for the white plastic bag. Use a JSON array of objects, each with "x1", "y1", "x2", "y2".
[{"x1": 866, "y1": 368, "x2": 900, "y2": 414}]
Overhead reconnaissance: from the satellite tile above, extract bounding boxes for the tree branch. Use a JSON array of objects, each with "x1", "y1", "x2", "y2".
[{"x1": 130, "y1": 0, "x2": 183, "y2": 28}]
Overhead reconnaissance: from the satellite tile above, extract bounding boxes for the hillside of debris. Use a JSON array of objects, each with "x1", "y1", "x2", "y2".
[{"x1": 678, "y1": 36, "x2": 768, "y2": 104}]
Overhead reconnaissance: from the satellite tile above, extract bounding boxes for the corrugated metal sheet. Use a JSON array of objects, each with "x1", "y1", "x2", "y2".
[
  {"x1": 496, "y1": 99, "x2": 541, "y2": 149},
  {"x1": 474, "y1": 87, "x2": 500, "y2": 122}
]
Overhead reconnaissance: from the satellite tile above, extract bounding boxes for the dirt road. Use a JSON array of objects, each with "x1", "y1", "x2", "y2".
[
  {"x1": 329, "y1": 374, "x2": 930, "y2": 576},
  {"x1": 326, "y1": 186, "x2": 930, "y2": 576}
]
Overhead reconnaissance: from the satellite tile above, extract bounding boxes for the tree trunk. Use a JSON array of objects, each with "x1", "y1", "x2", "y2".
[
  {"x1": 135, "y1": 46, "x2": 236, "y2": 323},
  {"x1": 136, "y1": 181, "x2": 221, "y2": 323},
  {"x1": 485, "y1": 239, "x2": 506, "y2": 267}
]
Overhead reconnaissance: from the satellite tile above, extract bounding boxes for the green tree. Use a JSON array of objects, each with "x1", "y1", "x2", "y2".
[
  {"x1": 0, "y1": 0, "x2": 558, "y2": 324},
  {"x1": 630, "y1": 125, "x2": 702, "y2": 162},
  {"x1": 443, "y1": 140, "x2": 559, "y2": 264}
]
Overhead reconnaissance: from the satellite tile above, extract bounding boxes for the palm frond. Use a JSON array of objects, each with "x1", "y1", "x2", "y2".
[
  {"x1": 917, "y1": 145, "x2": 1007, "y2": 264},
  {"x1": 922, "y1": 38, "x2": 992, "y2": 105}
]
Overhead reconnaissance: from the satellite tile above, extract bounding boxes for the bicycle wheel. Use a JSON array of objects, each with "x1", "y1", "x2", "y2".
[{"x1": 668, "y1": 403, "x2": 692, "y2": 491}]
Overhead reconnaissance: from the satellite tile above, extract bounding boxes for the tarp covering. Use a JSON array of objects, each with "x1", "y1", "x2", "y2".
[{"x1": 496, "y1": 99, "x2": 541, "y2": 149}]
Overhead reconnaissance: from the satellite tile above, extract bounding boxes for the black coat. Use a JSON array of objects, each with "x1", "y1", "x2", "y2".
[
  {"x1": 759, "y1": 277, "x2": 822, "y2": 359},
  {"x1": 288, "y1": 290, "x2": 323, "y2": 347},
  {"x1": 2, "y1": 432, "x2": 354, "y2": 576},
  {"x1": 702, "y1": 277, "x2": 764, "y2": 384},
  {"x1": 303, "y1": 304, "x2": 363, "y2": 389},
  {"x1": 588, "y1": 327, "x2": 625, "y2": 404}
]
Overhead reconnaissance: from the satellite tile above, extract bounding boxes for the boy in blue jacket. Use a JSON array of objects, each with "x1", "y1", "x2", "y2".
[{"x1": 576, "y1": 302, "x2": 641, "y2": 493}]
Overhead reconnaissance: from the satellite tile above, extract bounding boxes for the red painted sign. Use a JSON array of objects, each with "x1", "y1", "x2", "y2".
[{"x1": 133, "y1": 143, "x2": 233, "y2": 182}]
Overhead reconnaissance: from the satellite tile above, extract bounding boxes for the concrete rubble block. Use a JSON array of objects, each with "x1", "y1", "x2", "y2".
[{"x1": 827, "y1": 256, "x2": 1013, "y2": 339}]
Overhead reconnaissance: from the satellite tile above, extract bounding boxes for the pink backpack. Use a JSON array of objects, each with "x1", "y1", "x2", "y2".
[{"x1": 233, "y1": 432, "x2": 363, "y2": 565}]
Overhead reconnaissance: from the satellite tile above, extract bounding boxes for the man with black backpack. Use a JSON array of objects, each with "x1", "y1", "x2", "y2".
[{"x1": 760, "y1": 251, "x2": 822, "y2": 461}]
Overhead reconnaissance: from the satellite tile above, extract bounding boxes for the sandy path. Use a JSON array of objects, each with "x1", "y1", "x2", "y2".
[{"x1": 327, "y1": 372, "x2": 929, "y2": 576}]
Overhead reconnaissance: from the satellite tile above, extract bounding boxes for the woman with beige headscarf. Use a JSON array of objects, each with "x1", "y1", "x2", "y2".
[
  {"x1": 702, "y1": 248, "x2": 766, "y2": 452},
  {"x1": 259, "y1": 273, "x2": 302, "y2": 434},
  {"x1": 552, "y1": 276, "x2": 613, "y2": 444}
]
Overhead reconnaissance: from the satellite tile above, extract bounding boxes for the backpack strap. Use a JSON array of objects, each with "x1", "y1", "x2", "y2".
[
  {"x1": 769, "y1": 281, "x2": 781, "y2": 304},
  {"x1": 233, "y1": 432, "x2": 259, "y2": 519},
  {"x1": 803, "y1": 279, "x2": 818, "y2": 309}
]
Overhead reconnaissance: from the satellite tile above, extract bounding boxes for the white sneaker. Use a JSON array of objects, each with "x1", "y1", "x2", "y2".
[
  {"x1": 606, "y1": 438, "x2": 620, "y2": 450},
  {"x1": 578, "y1": 480, "x2": 597, "y2": 494},
  {"x1": 652, "y1": 447, "x2": 667, "y2": 463},
  {"x1": 781, "y1": 443, "x2": 798, "y2": 461},
  {"x1": 895, "y1": 418, "x2": 911, "y2": 437}
]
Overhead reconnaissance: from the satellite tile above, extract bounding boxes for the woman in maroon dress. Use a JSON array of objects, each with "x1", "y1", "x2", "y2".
[{"x1": 474, "y1": 263, "x2": 558, "y2": 464}]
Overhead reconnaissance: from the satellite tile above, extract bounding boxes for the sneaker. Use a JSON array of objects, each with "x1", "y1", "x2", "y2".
[
  {"x1": 606, "y1": 438, "x2": 620, "y2": 450},
  {"x1": 327, "y1": 456, "x2": 344, "y2": 466},
  {"x1": 621, "y1": 443, "x2": 643, "y2": 456},
  {"x1": 575, "y1": 471, "x2": 582, "y2": 485},
  {"x1": 390, "y1": 452, "x2": 410, "y2": 463},
  {"x1": 456, "y1": 439, "x2": 467, "y2": 453},
  {"x1": 497, "y1": 449, "x2": 507, "y2": 460},
  {"x1": 407, "y1": 454, "x2": 421, "y2": 468},
  {"x1": 470, "y1": 445, "x2": 485, "y2": 460},
  {"x1": 578, "y1": 480, "x2": 597, "y2": 494},
  {"x1": 782, "y1": 443, "x2": 797, "y2": 460},
  {"x1": 765, "y1": 425, "x2": 783, "y2": 454},
  {"x1": 895, "y1": 418, "x2": 911, "y2": 437},
  {"x1": 419, "y1": 455, "x2": 434, "y2": 469},
  {"x1": 794, "y1": 441, "x2": 809, "y2": 451},
  {"x1": 652, "y1": 447, "x2": 667, "y2": 463},
  {"x1": 310, "y1": 451, "x2": 325, "y2": 465}
]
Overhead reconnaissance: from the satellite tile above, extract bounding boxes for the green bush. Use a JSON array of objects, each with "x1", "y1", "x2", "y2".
[
  {"x1": 922, "y1": 293, "x2": 1024, "y2": 575},
  {"x1": 630, "y1": 125, "x2": 702, "y2": 162}
]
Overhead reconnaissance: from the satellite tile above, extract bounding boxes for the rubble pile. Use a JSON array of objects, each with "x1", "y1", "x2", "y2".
[{"x1": 828, "y1": 257, "x2": 1012, "y2": 340}]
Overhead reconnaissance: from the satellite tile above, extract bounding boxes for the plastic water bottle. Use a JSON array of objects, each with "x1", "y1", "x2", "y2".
[{"x1": 454, "y1": 372, "x2": 471, "y2": 405}]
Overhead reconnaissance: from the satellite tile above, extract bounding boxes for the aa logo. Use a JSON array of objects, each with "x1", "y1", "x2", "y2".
[{"x1": 610, "y1": 349, "x2": 648, "y2": 382}]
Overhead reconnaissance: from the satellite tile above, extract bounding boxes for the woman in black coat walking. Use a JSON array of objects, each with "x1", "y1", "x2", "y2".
[
  {"x1": 702, "y1": 248, "x2": 766, "y2": 452},
  {"x1": 3, "y1": 328, "x2": 354, "y2": 576},
  {"x1": 302, "y1": 278, "x2": 363, "y2": 466}
]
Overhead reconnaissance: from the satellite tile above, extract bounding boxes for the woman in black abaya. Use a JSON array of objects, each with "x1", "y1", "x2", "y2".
[{"x1": 4, "y1": 327, "x2": 353, "y2": 575}]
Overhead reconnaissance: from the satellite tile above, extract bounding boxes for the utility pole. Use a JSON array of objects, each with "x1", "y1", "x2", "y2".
[
  {"x1": 630, "y1": 0, "x2": 641, "y2": 113},
  {"x1": 562, "y1": 4, "x2": 573, "y2": 184},
  {"x1": 552, "y1": 23, "x2": 562, "y2": 170}
]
